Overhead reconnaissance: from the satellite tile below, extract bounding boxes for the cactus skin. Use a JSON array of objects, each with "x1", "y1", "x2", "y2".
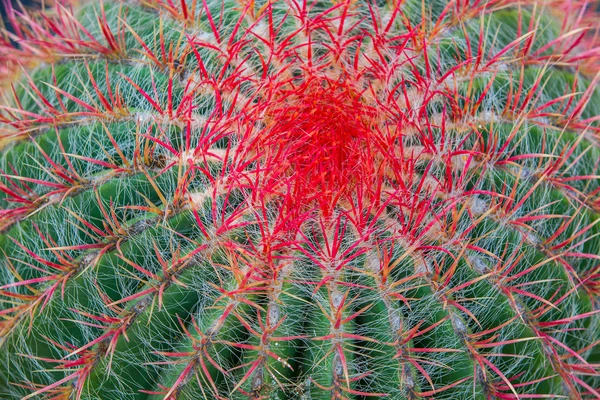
[{"x1": 1, "y1": 0, "x2": 600, "y2": 399}]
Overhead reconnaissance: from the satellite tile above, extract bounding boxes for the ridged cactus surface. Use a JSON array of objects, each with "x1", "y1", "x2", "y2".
[{"x1": 1, "y1": 0, "x2": 600, "y2": 398}]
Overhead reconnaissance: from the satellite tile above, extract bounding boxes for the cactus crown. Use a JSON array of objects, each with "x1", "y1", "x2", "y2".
[{"x1": 1, "y1": 0, "x2": 600, "y2": 399}]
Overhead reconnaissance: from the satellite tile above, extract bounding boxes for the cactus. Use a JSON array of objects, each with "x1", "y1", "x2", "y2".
[{"x1": 1, "y1": 0, "x2": 600, "y2": 398}]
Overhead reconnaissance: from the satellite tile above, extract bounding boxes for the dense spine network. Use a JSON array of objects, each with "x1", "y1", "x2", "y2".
[{"x1": 0, "y1": 0, "x2": 599, "y2": 399}]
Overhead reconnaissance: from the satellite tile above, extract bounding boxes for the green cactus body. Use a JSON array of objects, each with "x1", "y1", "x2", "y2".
[{"x1": 0, "y1": 0, "x2": 599, "y2": 398}]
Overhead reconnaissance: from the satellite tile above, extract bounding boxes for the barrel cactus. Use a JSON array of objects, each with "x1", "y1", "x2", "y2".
[{"x1": 1, "y1": 0, "x2": 599, "y2": 398}]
